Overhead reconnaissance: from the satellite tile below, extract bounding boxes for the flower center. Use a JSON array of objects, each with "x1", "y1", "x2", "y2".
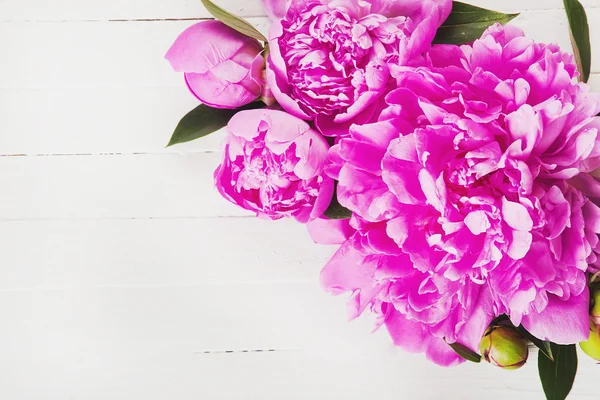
[
  {"x1": 279, "y1": 3, "x2": 405, "y2": 116},
  {"x1": 234, "y1": 134, "x2": 321, "y2": 215}
]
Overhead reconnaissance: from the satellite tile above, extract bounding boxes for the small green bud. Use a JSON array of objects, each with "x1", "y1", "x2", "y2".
[
  {"x1": 480, "y1": 325, "x2": 529, "y2": 370},
  {"x1": 591, "y1": 288, "x2": 600, "y2": 326},
  {"x1": 580, "y1": 320, "x2": 600, "y2": 361}
]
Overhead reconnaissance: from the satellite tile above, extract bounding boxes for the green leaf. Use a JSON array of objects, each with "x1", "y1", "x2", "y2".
[
  {"x1": 323, "y1": 183, "x2": 352, "y2": 220},
  {"x1": 517, "y1": 325, "x2": 554, "y2": 361},
  {"x1": 492, "y1": 314, "x2": 510, "y2": 325},
  {"x1": 447, "y1": 341, "x2": 482, "y2": 363},
  {"x1": 538, "y1": 344, "x2": 578, "y2": 400},
  {"x1": 167, "y1": 102, "x2": 264, "y2": 147},
  {"x1": 434, "y1": 1, "x2": 519, "y2": 45},
  {"x1": 563, "y1": 0, "x2": 591, "y2": 83},
  {"x1": 200, "y1": 0, "x2": 267, "y2": 42}
]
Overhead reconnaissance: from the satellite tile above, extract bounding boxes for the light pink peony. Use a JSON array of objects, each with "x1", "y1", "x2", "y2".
[
  {"x1": 320, "y1": 24, "x2": 600, "y2": 365},
  {"x1": 215, "y1": 109, "x2": 333, "y2": 223},
  {"x1": 264, "y1": 0, "x2": 452, "y2": 135},
  {"x1": 166, "y1": 21, "x2": 266, "y2": 109}
]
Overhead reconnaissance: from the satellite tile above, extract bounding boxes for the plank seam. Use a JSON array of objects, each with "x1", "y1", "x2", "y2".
[
  {"x1": 0, "y1": 215, "x2": 257, "y2": 222},
  {"x1": 0, "y1": 7, "x2": 597, "y2": 24},
  {"x1": 0, "y1": 152, "x2": 220, "y2": 157},
  {"x1": 194, "y1": 349, "x2": 298, "y2": 355},
  {"x1": 0, "y1": 16, "x2": 266, "y2": 23}
]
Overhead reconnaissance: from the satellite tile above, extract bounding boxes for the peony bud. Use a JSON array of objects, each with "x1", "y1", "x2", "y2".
[
  {"x1": 580, "y1": 320, "x2": 600, "y2": 361},
  {"x1": 480, "y1": 325, "x2": 529, "y2": 370},
  {"x1": 166, "y1": 21, "x2": 265, "y2": 109},
  {"x1": 591, "y1": 288, "x2": 600, "y2": 326}
]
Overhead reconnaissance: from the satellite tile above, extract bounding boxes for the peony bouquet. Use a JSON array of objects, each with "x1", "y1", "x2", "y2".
[{"x1": 165, "y1": 0, "x2": 599, "y2": 398}]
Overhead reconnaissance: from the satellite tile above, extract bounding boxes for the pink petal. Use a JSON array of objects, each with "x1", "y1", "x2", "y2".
[
  {"x1": 166, "y1": 20, "x2": 259, "y2": 74},
  {"x1": 307, "y1": 217, "x2": 354, "y2": 245},
  {"x1": 334, "y1": 91, "x2": 382, "y2": 124},
  {"x1": 211, "y1": 59, "x2": 251, "y2": 83},
  {"x1": 455, "y1": 285, "x2": 495, "y2": 353},
  {"x1": 339, "y1": 139, "x2": 385, "y2": 175},
  {"x1": 502, "y1": 197, "x2": 533, "y2": 231},
  {"x1": 321, "y1": 239, "x2": 382, "y2": 319},
  {"x1": 262, "y1": 0, "x2": 289, "y2": 20},
  {"x1": 505, "y1": 105, "x2": 542, "y2": 157},
  {"x1": 521, "y1": 285, "x2": 590, "y2": 344},
  {"x1": 386, "y1": 309, "x2": 463, "y2": 367},
  {"x1": 321, "y1": 239, "x2": 373, "y2": 293},
  {"x1": 424, "y1": 336, "x2": 465, "y2": 367},
  {"x1": 310, "y1": 177, "x2": 335, "y2": 221},
  {"x1": 185, "y1": 72, "x2": 258, "y2": 109},
  {"x1": 385, "y1": 308, "x2": 429, "y2": 354},
  {"x1": 293, "y1": 131, "x2": 330, "y2": 179},
  {"x1": 507, "y1": 230, "x2": 533, "y2": 260},
  {"x1": 263, "y1": 110, "x2": 312, "y2": 145},
  {"x1": 227, "y1": 109, "x2": 265, "y2": 140}
]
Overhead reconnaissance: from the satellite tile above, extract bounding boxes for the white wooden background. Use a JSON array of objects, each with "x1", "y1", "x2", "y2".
[{"x1": 0, "y1": 0, "x2": 598, "y2": 399}]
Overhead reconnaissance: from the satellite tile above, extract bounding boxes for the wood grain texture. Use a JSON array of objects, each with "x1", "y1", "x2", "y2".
[
  {"x1": 0, "y1": 282, "x2": 597, "y2": 400},
  {"x1": 0, "y1": 0, "x2": 597, "y2": 21},
  {"x1": 0, "y1": 218, "x2": 335, "y2": 288},
  {"x1": 0, "y1": 153, "x2": 252, "y2": 220},
  {"x1": 1, "y1": 10, "x2": 600, "y2": 155},
  {"x1": 1, "y1": 0, "x2": 600, "y2": 399},
  {"x1": 2, "y1": 12, "x2": 598, "y2": 90},
  {"x1": 0, "y1": 0, "x2": 267, "y2": 21}
]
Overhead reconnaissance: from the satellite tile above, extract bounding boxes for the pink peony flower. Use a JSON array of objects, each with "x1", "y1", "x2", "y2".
[
  {"x1": 215, "y1": 109, "x2": 334, "y2": 223},
  {"x1": 166, "y1": 21, "x2": 266, "y2": 109},
  {"x1": 264, "y1": 0, "x2": 452, "y2": 135},
  {"x1": 320, "y1": 24, "x2": 600, "y2": 365}
]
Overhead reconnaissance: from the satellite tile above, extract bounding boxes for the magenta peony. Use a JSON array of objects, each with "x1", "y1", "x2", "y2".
[
  {"x1": 165, "y1": 20, "x2": 266, "y2": 109},
  {"x1": 215, "y1": 109, "x2": 333, "y2": 223},
  {"x1": 264, "y1": 0, "x2": 452, "y2": 135},
  {"x1": 320, "y1": 24, "x2": 600, "y2": 365}
]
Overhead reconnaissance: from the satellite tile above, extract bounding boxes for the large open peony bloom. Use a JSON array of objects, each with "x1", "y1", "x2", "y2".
[
  {"x1": 264, "y1": 0, "x2": 452, "y2": 135},
  {"x1": 320, "y1": 24, "x2": 600, "y2": 365},
  {"x1": 215, "y1": 109, "x2": 333, "y2": 223}
]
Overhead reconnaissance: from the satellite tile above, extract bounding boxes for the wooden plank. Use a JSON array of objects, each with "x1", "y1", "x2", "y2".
[
  {"x1": 0, "y1": 19, "x2": 270, "y2": 90},
  {"x1": 0, "y1": 0, "x2": 597, "y2": 22},
  {"x1": 0, "y1": 284, "x2": 597, "y2": 399},
  {"x1": 1, "y1": 1, "x2": 599, "y2": 399},
  {"x1": 59, "y1": 351, "x2": 596, "y2": 400},
  {"x1": 0, "y1": 0, "x2": 267, "y2": 21},
  {"x1": 0, "y1": 153, "x2": 251, "y2": 219},
  {"x1": 3, "y1": 72, "x2": 600, "y2": 155},
  {"x1": 0, "y1": 218, "x2": 335, "y2": 289},
  {"x1": 0, "y1": 86, "x2": 225, "y2": 155},
  {"x1": 0, "y1": 282, "x2": 379, "y2": 356},
  {"x1": 1, "y1": 10, "x2": 599, "y2": 90},
  {"x1": 1, "y1": 13, "x2": 600, "y2": 156},
  {"x1": 0, "y1": 86, "x2": 231, "y2": 155}
]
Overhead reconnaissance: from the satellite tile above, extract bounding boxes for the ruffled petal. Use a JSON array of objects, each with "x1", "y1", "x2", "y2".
[{"x1": 521, "y1": 285, "x2": 590, "y2": 344}]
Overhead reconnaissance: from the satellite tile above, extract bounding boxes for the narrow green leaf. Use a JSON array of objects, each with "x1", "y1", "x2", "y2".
[
  {"x1": 323, "y1": 183, "x2": 352, "y2": 220},
  {"x1": 517, "y1": 325, "x2": 554, "y2": 361},
  {"x1": 167, "y1": 102, "x2": 264, "y2": 147},
  {"x1": 447, "y1": 341, "x2": 482, "y2": 363},
  {"x1": 200, "y1": 0, "x2": 267, "y2": 42},
  {"x1": 538, "y1": 344, "x2": 578, "y2": 400},
  {"x1": 563, "y1": 0, "x2": 591, "y2": 82},
  {"x1": 434, "y1": 1, "x2": 519, "y2": 45}
]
